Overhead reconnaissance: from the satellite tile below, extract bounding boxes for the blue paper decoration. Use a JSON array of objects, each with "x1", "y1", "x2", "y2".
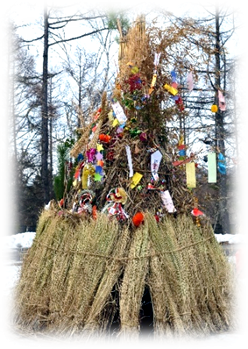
[
  {"x1": 179, "y1": 149, "x2": 186, "y2": 156},
  {"x1": 217, "y1": 153, "x2": 226, "y2": 174},
  {"x1": 171, "y1": 70, "x2": 177, "y2": 82}
]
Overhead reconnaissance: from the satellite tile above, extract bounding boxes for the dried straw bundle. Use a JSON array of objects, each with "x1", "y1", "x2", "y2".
[{"x1": 13, "y1": 209, "x2": 234, "y2": 338}]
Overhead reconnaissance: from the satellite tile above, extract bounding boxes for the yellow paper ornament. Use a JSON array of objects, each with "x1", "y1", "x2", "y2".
[
  {"x1": 211, "y1": 104, "x2": 218, "y2": 113},
  {"x1": 130, "y1": 172, "x2": 143, "y2": 189},
  {"x1": 131, "y1": 66, "x2": 139, "y2": 74},
  {"x1": 164, "y1": 83, "x2": 178, "y2": 96},
  {"x1": 82, "y1": 163, "x2": 95, "y2": 189}
]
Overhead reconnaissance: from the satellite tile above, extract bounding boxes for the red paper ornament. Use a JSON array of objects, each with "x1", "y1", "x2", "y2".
[
  {"x1": 99, "y1": 134, "x2": 111, "y2": 143},
  {"x1": 132, "y1": 212, "x2": 145, "y2": 227},
  {"x1": 191, "y1": 208, "x2": 204, "y2": 216},
  {"x1": 92, "y1": 205, "x2": 97, "y2": 220}
]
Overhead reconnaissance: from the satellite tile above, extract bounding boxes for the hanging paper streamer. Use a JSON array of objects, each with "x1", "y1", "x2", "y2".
[
  {"x1": 175, "y1": 95, "x2": 184, "y2": 111},
  {"x1": 171, "y1": 70, "x2": 177, "y2": 82},
  {"x1": 130, "y1": 172, "x2": 143, "y2": 189},
  {"x1": 164, "y1": 83, "x2": 178, "y2": 96},
  {"x1": 218, "y1": 90, "x2": 226, "y2": 111},
  {"x1": 151, "y1": 150, "x2": 162, "y2": 181},
  {"x1": 154, "y1": 52, "x2": 161, "y2": 66},
  {"x1": 82, "y1": 163, "x2": 95, "y2": 189},
  {"x1": 218, "y1": 153, "x2": 226, "y2": 174},
  {"x1": 150, "y1": 74, "x2": 157, "y2": 88},
  {"x1": 112, "y1": 102, "x2": 127, "y2": 124},
  {"x1": 187, "y1": 71, "x2": 194, "y2": 91},
  {"x1": 125, "y1": 145, "x2": 134, "y2": 177},
  {"x1": 186, "y1": 162, "x2": 196, "y2": 188},
  {"x1": 160, "y1": 190, "x2": 176, "y2": 213},
  {"x1": 208, "y1": 152, "x2": 217, "y2": 183}
]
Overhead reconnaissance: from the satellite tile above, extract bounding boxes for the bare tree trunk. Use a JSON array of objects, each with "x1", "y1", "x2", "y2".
[
  {"x1": 4, "y1": 35, "x2": 10, "y2": 173},
  {"x1": 49, "y1": 77, "x2": 54, "y2": 199},
  {"x1": 41, "y1": 7, "x2": 49, "y2": 204},
  {"x1": 12, "y1": 59, "x2": 17, "y2": 163},
  {"x1": 233, "y1": 69, "x2": 241, "y2": 182},
  {"x1": 215, "y1": 8, "x2": 230, "y2": 234}
]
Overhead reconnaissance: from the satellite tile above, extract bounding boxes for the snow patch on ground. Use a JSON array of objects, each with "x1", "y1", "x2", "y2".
[
  {"x1": 3, "y1": 231, "x2": 243, "y2": 250},
  {"x1": 214, "y1": 233, "x2": 243, "y2": 244},
  {"x1": 4, "y1": 232, "x2": 36, "y2": 249}
]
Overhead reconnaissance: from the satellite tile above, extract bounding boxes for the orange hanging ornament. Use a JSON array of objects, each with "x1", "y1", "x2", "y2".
[
  {"x1": 92, "y1": 205, "x2": 97, "y2": 220},
  {"x1": 211, "y1": 104, "x2": 218, "y2": 113},
  {"x1": 132, "y1": 212, "x2": 144, "y2": 227}
]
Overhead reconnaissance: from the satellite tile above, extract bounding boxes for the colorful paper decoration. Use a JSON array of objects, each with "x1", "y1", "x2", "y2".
[
  {"x1": 86, "y1": 148, "x2": 96, "y2": 163},
  {"x1": 187, "y1": 71, "x2": 194, "y2": 91},
  {"x1": 172, "y1": 158, "x2": 190, "y2": 166},
  {"x1": 99, "y1": 134, "x2": 111, "y2": 143},
  {"x1": 179, "y1": 149, "x2": 186, "y2": 157},
  {"x1": 151, "y1": 74, "x2": 157, "y2": 86},
  {"x1": 208, "y1": 152, "x2": 217, "y2": 183},
  {"x1": 218, "y1": 153, "x2": 226, "y2": 174},
  {"x1": 151, "y1": 150, "x2": 162, "y2": 181},
  {"x1": 211, "y1": 104, "x2": 218, "y2": 113},
  {"x1": 171, "y1": 70, "x2": 177, "y2": 82},
  {"x1": 139, "y1": 132, "x2": 147, "y2": 142},
  {"x1": 93, "y1": 108, "x2": 101, "y2": 121},
  {"x1": 186, "y1": 162, "x2": 196, "y2": 188},
  {"x1": 125, "y1": 145, "x2": 134, "y2": 177},
  {"x1": 103, "y1": 201, "x2": 128, "y2": 220},
  {"x1": 95, "y1": 151, "x2": 103, "y2": 161},
  {"x1": 112, "y1": 118, "x2": 119, "y2": 127},
  {"x1": 108, "y1": 110, "x2": 114, "y2": 122},
  {"x1": 132, "y1": 212, "x2": 144, "y2": 227},
  {"x1": 191, "y1": 208, "x2": 205, "y2": 217},
  {"x1": 112, "y1": 102, "x2": 127, "y2": 124},
  {"x1": 106, "y1": 187, "x2": 128, "y2": 205},
  {"x1": 130, "y1": 172, "x2": 143, "y2": 189},
  {"x1": 160, "y1": 190, "x2": 176, "y2": 213},
  {"x1": 218, "y1": 90, "x2": 226, "y2": 111},
  {"x1": 126, "y1": 61, "x2": 134, "y2": 67},
  {"x1": 154, "y1": 52, "x2": 161, "y2": 66},
  {"x1": 82, "y1": 163, "x2": 95, "y2": 189},
  {"x1": 164, "y1": 83, "x2": 178, "y2": 96},
  {"x1": 131, "y1": 66, "x2": 139, "y2": 74},
  {"x1": 94, "y1": 173, "x2": 102, "y2": 182},
  {"x1": 175, "y1": 95, "x2": 184, "y2": 111}
]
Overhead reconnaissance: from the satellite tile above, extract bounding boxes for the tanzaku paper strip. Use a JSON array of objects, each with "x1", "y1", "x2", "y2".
[
  {"x1": 186, "y1": 162, "x2": 196, "y2": 188},
  {"x1": 208, "y1": 152, "x2": 217, "y2": 183}
]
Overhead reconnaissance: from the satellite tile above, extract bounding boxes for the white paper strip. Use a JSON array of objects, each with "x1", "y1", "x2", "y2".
[
  {"x1": 125, "y1": 145, "x2": 134, "y2": 178},
  {"x1": 112, "y1": 102, "x2": 127, "y2": 124},
  {"x1": 151, "y1": 150, "x2": 162, "y2": 181},
  {"x1": 161, "y1": 190, "x2": 176, "y2": 213},
  {"x1": 154, "y1": 52, "x2": 161, "y2": 66}
]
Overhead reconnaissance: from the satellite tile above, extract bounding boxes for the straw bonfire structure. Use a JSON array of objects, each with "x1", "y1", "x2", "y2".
[{"x1": 14, "y1": 16, "x2": 234, "y2": 338}]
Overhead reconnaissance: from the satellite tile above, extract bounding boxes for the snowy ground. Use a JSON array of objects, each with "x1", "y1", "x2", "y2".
[{"x1": 2, "y1": 231, "x2": 248, "y2": 348}]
